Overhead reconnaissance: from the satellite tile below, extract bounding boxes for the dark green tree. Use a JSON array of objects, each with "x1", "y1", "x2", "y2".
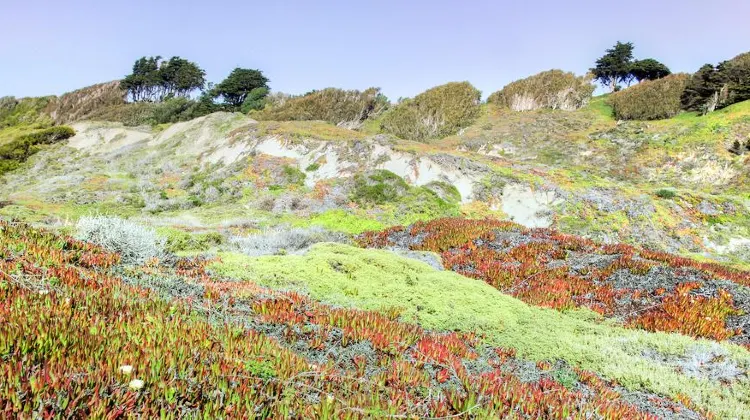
[
  {"x1": 680, "y1": 64, "x2": 724, "y2": 112},
  {"x1": 121, "y1": 56, "x2": 206, "y2": 102},
  {"x1": 240, "y1": 87, "x2": 270, "y2": 113},
  {"x1": 630, "y1": 59, "x2": 671, "y2": 82},
  {"x1": 213, "y1": 68, "x2": 270, "y2": 109},
  {"x1": 158, "y1": 57, "x2": 206, "y2": 99},
  {"x1": 720, "y1": 52, "x2": 750, "y2": 105},
  {"x1": 120, "y1": 56, "x2": 162, "y2": 102},
  {"x1": 591, "y1": 42, "x2": 635, "y2": 92},
  {"x1": 681, "y1": 52, "x2": 750, "y2": 113}
]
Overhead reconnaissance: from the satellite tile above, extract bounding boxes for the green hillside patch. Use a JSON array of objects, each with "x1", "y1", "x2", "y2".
[{"x1": 212, "y1": 243, "x2": 750, "y2": 418}]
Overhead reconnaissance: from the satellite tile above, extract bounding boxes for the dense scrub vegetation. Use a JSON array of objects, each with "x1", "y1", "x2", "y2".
[
  {"x1": 682, "y1": 51, "x2": 750, "y2": 113},
  {"x1": 254, "y1": 87, "x2": 388, "y2": 128},
  {"x1": 49, "y1": 81, "x2": 127, "y2": 123},
  {"x1": 86, "y1": 97, "x2": 216, "y2": 126},
  {"x1": 116, "y1": 56, "x2": 270, "y2": 123},
  {"x1": 0, "y1": 126, "x2": 75, "y2": 175},
  {"x1": 0, "y1": 96, "x2": 54, "y2": 131},
  {"x1": 380, "y1": 82, "x2": 481, "y2": 141},
  {"x1": 487, "y1": 70, "x2": 594, "y2": 111},
  {"x1": 609, "y1": 73, "x2": 690, "y2": 120},
  {"x1": 350, "y1": 170, "x2": 460, "y2": 222}
]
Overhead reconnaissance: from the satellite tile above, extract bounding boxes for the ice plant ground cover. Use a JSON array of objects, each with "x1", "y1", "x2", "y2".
[
  {"x1": 358, "y1": 218, "x2": 750, "y2": 347},
  {"x1": 1, "y1": 221, "x2": 722, "y2": 419},
  {"x1": 210, "y1": 244, "x2": 750, "y2": 418}
]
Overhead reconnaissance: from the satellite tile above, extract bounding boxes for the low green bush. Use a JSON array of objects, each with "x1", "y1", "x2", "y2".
[
  {"x1": 655, "y1": 189, "x2": 677, "y2": 199},
  {"x1": 253, "y1": 87, "x2": 388, "y2": 129},
  {"x1": 0, "y1": 125, "x2": 76, "y2": 175},
  {"x1": 380, "y1": 82, "x2": 481, "y2": 141},
  {"x1": 0, "y1": 96, "x2": 54, "y2": 129},
  {"x1": 282, "y1": 165, "x2": 306, "y2": 185},
  {"x1": 351, "y1": 170, "x2": 410, "y2": 205},
  {"x1": 87, "y1": 97, "x2": 217, "y2": 126},
  {"x1": 158, "y1": 228, "x2": 224, "y2": 252},
  {"x1": 19, "y1": 126, "x2": 76, "y2": 144},
  {"x1": 609, "y1": 74, "x2": 690, "y2": 120},
  {"x1": 423, "y1": 181, "x2": 461, "y2": 203},
  {"x1": 488, "y1": 70, "x2": 594, "y2": 111}
]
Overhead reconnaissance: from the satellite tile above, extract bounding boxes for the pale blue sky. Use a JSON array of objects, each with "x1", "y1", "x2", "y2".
[{"x1": 1, "y1": 0, "x2": 748, "y2": 100}]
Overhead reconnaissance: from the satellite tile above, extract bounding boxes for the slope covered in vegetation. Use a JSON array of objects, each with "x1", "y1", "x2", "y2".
[
  {"x1": 2, "y1": 46, "x2": 750, "y2": 419},
  {"x1": 3, "y1": 221, "x2": 720, "y2": 419}
]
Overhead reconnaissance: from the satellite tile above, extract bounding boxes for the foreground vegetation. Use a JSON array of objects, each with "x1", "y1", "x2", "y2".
[
  {"x1": 2, "y1": 221, "x2": 714, "y2": 418},
  {"x1": 212, "y1": 242, "x2": 750, "y2": 418}
]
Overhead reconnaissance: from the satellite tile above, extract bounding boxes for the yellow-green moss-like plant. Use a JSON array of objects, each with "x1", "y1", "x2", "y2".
[
  {"x1": 211, "y1": 243, "x2": 750, "y2": 418},
  {"x1": 488, "y1": 70, "x2": 594, "y2": 111},
  {"x1": 380, "y1": 82, "x2": 481, "y2": 141},
  {"x1": 253, "y1": 87, "x2": 388, "y2": 129},
  {"x1": 610, "y1": 73, "x2": 690, "y2": 120}
]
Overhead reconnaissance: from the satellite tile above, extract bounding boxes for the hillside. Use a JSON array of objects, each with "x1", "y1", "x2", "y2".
[
  {"x1": 2, "y1": 82, "x2": 750, "y2": 418},
  {"x1": 1, "y1": 93, "x2": 749, "y2": 265}
]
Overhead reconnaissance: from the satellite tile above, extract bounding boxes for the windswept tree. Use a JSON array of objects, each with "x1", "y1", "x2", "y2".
[
  {"x1": 680, "y1": 64, "x2": 724, "y2": 112},
  {"x1": 591, "y1": 42, "x2": 635, "y2": 92},
  {"x1": 681, "y1": 52, "x2": 750, "y2": 113},
  {"x1": 213, "y1": 68, "x2": 270, "y2": 109},
  {"x1": 592, "y1": 43, "x2": 672, "y2": 92},
  {"x1": 120, "y1": 56, "x2": 206, "y2": 102},
  {"x1": 120, "y1": 56, "x2": 162, "y2": 102},
  {"x1": 630, "y1": 59, "x2": 671, "y2": 82},
  {"x1": 158, "y1": 57, "x2": 206, "y2": 99}
]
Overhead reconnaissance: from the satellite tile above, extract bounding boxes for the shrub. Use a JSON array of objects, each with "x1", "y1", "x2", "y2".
[
  {"x1": 609, "y1": 73, "x2": 690, "y2": 120},
  {"x1": 76, "y1": 216, "x2": 166, "y2": 264},
  {"x1": 351, "y1": 170, "x2": 410, "y2": 205},
  {"x1": 18, "y1": 126, "x2": 76, "y2": 144},
  {"x1": 423, "y1": 181, "x2": 461, "y2": 203},
  {"x1": 254, "y1": 87, "x2": 388, "y2": 129},
  {"x1": 282, "y1": 165, "x2": 306, "y2": 185},
  {"x1": 0, "y1": 96, "x2": 55, "y2": 129},
  {"x1": 86, "y1": 97, "x2": 214, "y2": 126},
  {"x1": 240, "y1": 87, "x2": 270, "y2": 113},
  {"x1": 487, "y1": 70, "x2": 594, "y2": 111},
  {"x1": 655, "y1": 189, "x2": 677, "y2": 199},
  {"x1": 229, "y1": 226, "x2": 346, "y2": 257},
  {"x1": 159, "y1": 228, "x2": 224, "y2": 252},
  {"x1": 380, "y1": 82, "x2": 481, "y2": 141},
  {"x1": 305, "y1": 163, "x2": 320, "y2": 172},
  {"x1": 0, "y1": 126, "x2": 75, "y2": 175}
]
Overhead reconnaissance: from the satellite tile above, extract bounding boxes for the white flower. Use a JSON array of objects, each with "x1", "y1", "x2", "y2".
[
  {"x1": 326, "y1": 394, "x2": 335, "y2": 404},
  {"x1": 38, "y1": 290, "x2": 49, "y2": 295},
  {"x1": 128, "y1": 379, "x2": 145, "y2": 390},
  {"x1": 119, "y1": 365, "x2": 134, "y2": 375}
]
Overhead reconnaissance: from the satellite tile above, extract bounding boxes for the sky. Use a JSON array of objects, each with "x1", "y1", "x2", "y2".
[{"x1": 1, "y1": 0, "x2": 749, "y2": 100}]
